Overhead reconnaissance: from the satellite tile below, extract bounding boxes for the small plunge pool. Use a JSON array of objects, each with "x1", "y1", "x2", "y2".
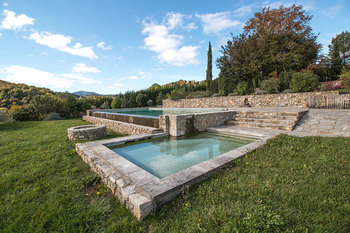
[{"x1": 109, "y1": 132, "x2": 254, "y2": 178}]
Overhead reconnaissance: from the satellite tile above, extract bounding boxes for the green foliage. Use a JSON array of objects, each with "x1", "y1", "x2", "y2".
[
  {"x1": 136, "y1": 93, "x2": 148, "y2": 107},
  {"x1": 44, "y1": 112, "x2": 64, "y2": 121},
  {"x1": 210, "y1": 78, "x2": 218, "y2": 93},
  {"x1": 217, "y1": 5, "x2": 320, "y2": 93},
  {"x1": 170, "y1": 88, "x2": 187, "y2": 100},
  {"x1": 0, "y1": 110, "x2": 10, "y2": 122},
  {"x1": 156, "y1": 92, "x2": 164, "y2": 105},
  {"x1": 279, "y1": 71, "x2": 294, "y2": 91},
  {"x1": 147, "y1": 99, "x2": 153, "y2": 106},
  {"x1": 186, "y1": 90, "x2": 212, "y2": 99},
  {"x1": 218, "y1": 90, "x2": 226, "y2": 96},
  {"x1": 100, "y1": 100, "x2": 110, "y2": 109},
  {"x1": 111, "y1": 97, "x2": 121, "y2": 109},
  {"x1": 254, "y1": 89, "x2": 268, "y2": 95},
  {"x1": 120, "y1": 98, "x2": 129, "y2": 108},
  {"x1": 261, "y1": 78, "x2": 280, "y2": 93},
  {"x1": 234, "y1": 81, "x2": 249, "y2": 95},
  {"x1": 206, "y1": 42, "x2": 213, "y2": 91},
  {"x1": 11, "y1": 105, "x2": 38, "y2": 121},
  {"x1": 290, "y1": 72, "x2": 319, "y2": 92},
  {"x1": 329, "y1": 31, "x2": 350, "y2": 79},
  {"x1": 340, "y1": 67, "x2": 350, "y2": 88}
]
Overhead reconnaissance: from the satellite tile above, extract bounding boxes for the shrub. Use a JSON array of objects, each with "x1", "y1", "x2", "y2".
[
  {"x1": 254, "y1": 89, "x2": 268, "y2": 95},
  {"x1": 45, "y1": 112, "x2": 63, "y2": 121},
  {"x1": 261, "y1": 78, "x2": 280, "y2": 93},
  {"x1": 147, "y1": 99, "x2": 153, "y2": 106},
  {"x1": 156, "y1": 92, "x2": 164, "y2": 105},
  {"x1": 136, "y1": 94, "x2": 148, "y2": 107},
  {"x1": 279, "y1": 71, "x2": 294, "y2": 90},
  {"x1": 282, "y1": 89, "x2": 292, "y2": 93},
  {"x1": 120, "y1": 98, "x2": 129, "y2": 108},
  {"x1": 111, "y1": 97, "x2": 121, "y2": 109},
  {"x1": 0, "y1": 110, "x2": 11, "y2": 123},
  {"x1": 234, "y1": 81, "x2": 249, "y2": 95},
  {"x1": 321, "y1": 80, "x2": 344, "y2": 91},
  {"x1": 218, "y1": 90, "x2": 226, "y2": 96},
  {"x1": 187, "y1": 90, "x2": 211, "y2": 99},
  {"x1": 228, "y1": 93, "x2": 237, "y2": 96},
  {"x1": 11, "y1": 106, "x2": 38, "y2": 121},
  {"x1": 340, "y1": 68, "x2": 350, "y2": 88},
  {"x1": 100, "y1": 100, "x2": 110, "y2": 109},
  {"x1": 170, "y1": 88, "x2": 187, "y2": 100},
  {"x1": 211, "y1": 93, "x2": 222, "y2": 97},
  {"x1": 290, "y1": 72, "x2": 319, "y2": 92}
]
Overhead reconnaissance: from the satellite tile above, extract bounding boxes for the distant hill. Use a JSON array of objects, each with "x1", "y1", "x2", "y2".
[
  {"x1": 0, "y1": 80, "x2": 15, "y2": 89},
  {"x1": 72, "y1": 91, "x2": 102, "y2": 97}
]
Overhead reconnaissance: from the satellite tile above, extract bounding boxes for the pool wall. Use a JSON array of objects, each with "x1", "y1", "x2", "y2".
[
  {"x1": 88, "y1": 110, "x2": 159, "y2": 128},
  {"x1": 86, "y1": 109, "x2": 236, "y2": 137},
  {"x1": 76, "y1": 132, "x2": 276, "y2": 221},
  {"x1": 159, "y1": 110, "x2": 236, "y2": 136},
  {"x1": 83, "y1": 116, "x2": 163, "y2": 135}
]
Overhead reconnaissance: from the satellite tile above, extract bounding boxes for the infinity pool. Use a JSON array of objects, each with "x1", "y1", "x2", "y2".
[
  {"x1": 109, "y1": 132, "x2": 253, "y2": 178},
  {"x1": 96, "y1": 108, "x2": 227, "y2": 117}
]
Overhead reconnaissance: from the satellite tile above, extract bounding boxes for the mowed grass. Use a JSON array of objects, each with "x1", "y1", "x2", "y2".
[{"x1": 0, "y1": 120, "x2": 349, "y2": 232}]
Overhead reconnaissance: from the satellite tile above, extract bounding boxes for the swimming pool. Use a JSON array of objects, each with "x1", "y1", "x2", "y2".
[
  {"x1": 95, "y1": 108, "x2": 228, "y2": 117},
  {"x1": 109, "y1": 132, "x2": 253, "y2": 178}
]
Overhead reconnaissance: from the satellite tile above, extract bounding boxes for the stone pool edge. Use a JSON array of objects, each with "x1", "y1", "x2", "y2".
[{"x1": 75, "y1": 132, "x2": 279, "y2": 221}]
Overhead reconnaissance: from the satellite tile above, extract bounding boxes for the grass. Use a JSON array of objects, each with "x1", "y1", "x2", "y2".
[{"x1": 0, "y1": 119, "x2": 349, "y2": 232}]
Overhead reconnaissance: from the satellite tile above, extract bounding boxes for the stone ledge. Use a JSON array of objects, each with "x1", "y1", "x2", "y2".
[{"x1": 83, "y1": 116, "x2": 163, "y2": 135}]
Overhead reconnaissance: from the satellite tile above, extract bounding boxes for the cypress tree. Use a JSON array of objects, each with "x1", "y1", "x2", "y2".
[{"x1": 206, "y1": 41, "x2": 212, "y2": 91}]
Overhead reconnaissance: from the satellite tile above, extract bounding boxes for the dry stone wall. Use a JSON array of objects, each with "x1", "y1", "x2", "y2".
[
  {"x1": 163, "y1": 91, "x2": 343, "y2": 108},
  {"x1": 83, "y1": 116, "x2": 162, "y2": 135}
]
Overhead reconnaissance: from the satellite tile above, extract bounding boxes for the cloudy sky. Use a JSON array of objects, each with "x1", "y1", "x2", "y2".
[{"x1": 0, "y1": 0, "x2": 349, "y2": 94}]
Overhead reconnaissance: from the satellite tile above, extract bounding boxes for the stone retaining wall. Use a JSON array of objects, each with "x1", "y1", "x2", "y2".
[
  {"x1": 163, "y1": 91, "x2": 343, "y2": 108},
  {"x1": 83, "y1": 116, "x2": 163, "y2": 135},
  {"x1": 67, "y1": 125, "x2": 106, "y2": 140},
  {"x1": 159, "y1": 111, "x2": 236, "y2": 137},
  {"x1": 91, "y1": 111, "x2": 159, "y2": 128}
]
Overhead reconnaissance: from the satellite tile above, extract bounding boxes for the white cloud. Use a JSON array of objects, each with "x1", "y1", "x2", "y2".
[
  {"x1": 165, "y1": 12, "x2": 184, "y2": 30},
  {"x1": 72, "y1": 63, "x2": 100, "y2": 73},
  {"x1": 0, "y1": 32, "x2": 2, "y2": 36},
  {"x1": 61, "y1": 73, "x2": 100, "y2": 84},
  {"x1": 142, "y1": 19, "x2": 199, "y2": 66},
  {"x1": 127, "y1": 75, "x2": 138, "y2": 80},
  {"x1": 184, "y1": 22, "x2": 197, "y2": 31},
  {"x1": 0, "y1": 65, "x2": 73, "y2": 88},
  {"x1": 4, "y1": 2, "x2": 8, "y2": 7},
  {"x1": 261, "y1": 1, "x2": 292, "y2": 9},
  {"x1": 234, "y1": 5, "x2": 253, "y2": 17},
  {"x1": 195, "y1": 12, "x2": 242, "y2": 34},
  {"x1": 97, "y1": 41, "x2": 112, "y2": 50},
  {"x1": 108, "y1": 83, "x2": 124, "y2": 89},
  {"x1": 0, "y1": 10, "x2": 34, "y2": 30},
  {"x1": 28, "y1": 32, "x2": 97, "y2": 59}
]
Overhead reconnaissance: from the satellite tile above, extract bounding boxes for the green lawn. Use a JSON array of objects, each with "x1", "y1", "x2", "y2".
[{"x1": 0, "y1": 119, "x2": 349, "y2": 232}]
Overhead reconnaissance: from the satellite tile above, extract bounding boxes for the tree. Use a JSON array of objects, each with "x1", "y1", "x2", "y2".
[
  {"x1": 136, "y1": 93, "x2": 148, "y2": 107},
  {"x1": 206, "y1": 42, "x2": 212, "y2": 91},
  {"x1": 217, "y1": 4, "x2": 320, "y2": 91},
  {"x1": 111, "y1": 96, "x2": 121, "y2": 108},
  {"x1": 329, "y1": 31, "x2": 350, "y2": 78},
  {"x1": 156, "y1": 92, "x2": 164, "y2": 105}
]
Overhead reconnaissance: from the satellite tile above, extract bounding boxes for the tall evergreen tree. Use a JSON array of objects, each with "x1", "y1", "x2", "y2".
[{"x1": 206, "y1": 41, "x2": 212, "y2": 91}]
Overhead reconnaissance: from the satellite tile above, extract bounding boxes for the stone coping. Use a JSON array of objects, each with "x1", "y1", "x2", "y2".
[
  {"x1": 76, "y1": 131, "x2": 280, "y2": 221},
  {"x1": 94, "y1": 110, "x2": 159, "y2": 119}
]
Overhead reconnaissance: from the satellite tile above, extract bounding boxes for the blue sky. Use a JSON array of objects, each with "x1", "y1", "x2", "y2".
[{"x1": 0, "y1": 0, "x2": 349, "y2": 94}]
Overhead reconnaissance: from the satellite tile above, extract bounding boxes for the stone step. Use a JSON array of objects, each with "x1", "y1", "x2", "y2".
[
  {"x1": 225, "y1": 121, "x2": 294, "y2": 131},
  {"x1": 234, "y1": 114, "x2": 297, "y2": 120},
  {"x1": 236, "y1": 111, "x2": 301, "y2": 117},
  {"x1": 232, "y1": 117, "x2": 297, "y2": 125}
]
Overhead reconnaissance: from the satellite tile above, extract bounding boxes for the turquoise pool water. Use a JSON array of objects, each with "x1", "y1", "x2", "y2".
[
  {"x1": 109, "y1": 133, "x2": 253, "y2": 178},
  {"x1": 96, "y1": 108, "x2": 225, "y2": 117}
]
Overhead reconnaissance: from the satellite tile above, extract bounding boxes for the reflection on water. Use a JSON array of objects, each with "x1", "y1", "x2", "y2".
[{"x1": 110, "y1": 133, "x2": 253, "y2": 178}]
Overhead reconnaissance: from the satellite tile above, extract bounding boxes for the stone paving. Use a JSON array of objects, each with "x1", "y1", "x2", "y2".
[{"x1": 289, "y1": 109, "x2": 350, "y2": 137}]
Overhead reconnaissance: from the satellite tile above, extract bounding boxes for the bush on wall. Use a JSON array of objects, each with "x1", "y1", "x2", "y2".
[
  {"x1": 290, "y1": 72, "x2": 319, "y2": 92},
  {"x1": 261, "y1": 78, "x2": 280, "y2": 93}
]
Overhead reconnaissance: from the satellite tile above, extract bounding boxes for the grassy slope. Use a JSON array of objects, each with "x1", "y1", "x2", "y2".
[{"x1": 0, "y1": 120, "x2": 349, "y2": 232}]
